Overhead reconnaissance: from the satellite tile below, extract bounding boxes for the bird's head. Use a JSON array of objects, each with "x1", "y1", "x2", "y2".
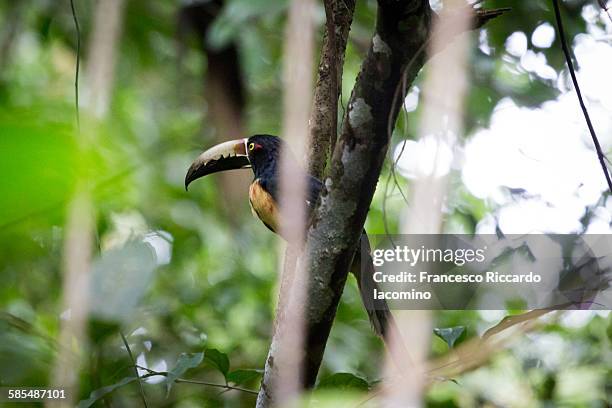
[{"x1": 185, "y1": 134, "x2": 283, "y2": 190}]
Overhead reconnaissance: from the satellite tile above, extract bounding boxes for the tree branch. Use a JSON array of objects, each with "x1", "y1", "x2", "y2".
[
  {"x1": 301, "y1": 0, "x2": 508, "y2": 390},
  {"x1": 307, "y1": 0, "x2": 356, "y2": 179},
  {"x1": 257, "y1": 0, "x2": 315, "y2": 405},
  {"x1": 299, "y1": 0, "x2": 435, "y2": 390},
  {"x1": 256, "y1": 1, "x2": 508, "y2": 404}
]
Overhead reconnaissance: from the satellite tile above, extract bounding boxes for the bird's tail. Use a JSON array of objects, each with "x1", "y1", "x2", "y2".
[
  {"x1": 350, "y1": 231, "x2": 398, "y2": 339},
  {"x1": 351, "y1": 231, "x2": 414, "y2": 368}
]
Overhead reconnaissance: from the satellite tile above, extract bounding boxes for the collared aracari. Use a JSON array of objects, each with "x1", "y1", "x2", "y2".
[{"x1": 185, "y1": 134, "x2": 395, "y2": 340}]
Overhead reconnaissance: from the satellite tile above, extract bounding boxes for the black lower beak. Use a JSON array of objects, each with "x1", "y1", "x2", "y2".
[{"x1": 185, "y1": 138, "x2": 250, "y2": 190}]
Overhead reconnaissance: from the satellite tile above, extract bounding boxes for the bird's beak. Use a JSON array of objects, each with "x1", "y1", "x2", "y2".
[{"x1": 185, "y1": 138, "x2": 250, "y2": 190}]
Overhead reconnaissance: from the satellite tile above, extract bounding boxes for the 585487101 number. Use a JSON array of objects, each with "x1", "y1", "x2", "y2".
[{"x1": 1, "y1": 388, "x2": 67, "y2": 402}]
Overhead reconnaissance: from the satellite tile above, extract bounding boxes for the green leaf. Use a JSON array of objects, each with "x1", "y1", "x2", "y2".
[
  {"x1": 205, "y1": 348, "x2": 230, "y2": 378},
  {"x1": 226, "y1": 369, "x2": 262, "y2": 386},
  {"x1": 77, "y1": 376, "x2": 137, "y2": 408},
  {"x1": 165, "y1": 352, "x2": 204, "y2": 394},
  {"x1": 433, "y1": 326, "x2": 466, "y2": 349},
  {"x1": 318, "y1": 373, "x2": 369, "y2": 391}
]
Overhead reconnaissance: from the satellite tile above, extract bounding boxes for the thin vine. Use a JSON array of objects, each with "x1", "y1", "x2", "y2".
[
  {"x1": 135, "y1": 366, "x2": 259, "y2": 395},
  {"x1": 69, "y1": 0, "x2": 80, "y2": 131},
  {"x1": 121, "y1": 333, "x2": 149, "y2": 408},
  {"x1": 552, "y1": 0, "x2": 612, "y2": 194}
]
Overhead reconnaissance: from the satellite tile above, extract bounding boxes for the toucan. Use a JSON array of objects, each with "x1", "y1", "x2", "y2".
[{"x1": 185, "y1": 134, "x2": 396, "y2": 340}]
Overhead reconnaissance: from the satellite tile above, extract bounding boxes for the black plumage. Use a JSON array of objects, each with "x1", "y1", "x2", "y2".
[{"x1": 245, "y1": 134, "x2": 322, "y2": 219}]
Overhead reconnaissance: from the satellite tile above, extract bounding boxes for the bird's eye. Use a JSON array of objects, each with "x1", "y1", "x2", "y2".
[{"x1": 248, "y1": 142, "x2": 255, "y2": 151}]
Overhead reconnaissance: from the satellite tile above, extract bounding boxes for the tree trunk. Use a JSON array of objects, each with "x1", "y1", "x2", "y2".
[
  {"x1": 84, "y1": 0, "x2": 125, "y2": 118},
  {"x1": 255, "y1": 0, "x2": 315, "y2": 404},
  {"x1": 255, "y1": 1, "x2": 508, "y2": 405},
  {"x1": 49, "y1": 2, "x2": 125, "y2": 406},
  {"x1": 179, "y1": 1, "x2": 250, "y2": 211}
]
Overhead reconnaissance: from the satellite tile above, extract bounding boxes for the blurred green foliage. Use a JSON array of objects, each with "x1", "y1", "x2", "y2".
[{"x1": 0, "y1": 0, "x2": 610, "y2": 407}]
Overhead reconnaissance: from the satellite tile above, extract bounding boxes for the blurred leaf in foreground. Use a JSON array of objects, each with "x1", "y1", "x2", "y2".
[{"x1": 89, "y1": 241, "x2": 158, "y2": 322}]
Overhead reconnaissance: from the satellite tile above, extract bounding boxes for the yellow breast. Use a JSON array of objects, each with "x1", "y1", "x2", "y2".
[{"x1": 249, "y1": 179, "x2": 279, "y2": 233}]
